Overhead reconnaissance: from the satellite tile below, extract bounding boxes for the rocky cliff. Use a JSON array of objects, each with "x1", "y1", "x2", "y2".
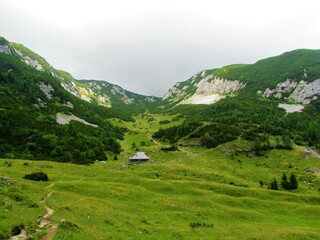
[
  {"x1": 163, "y1": 71, "x2": 246, "y2": 105},
  {"x1": 263, "y1": 78, "x2": 320, "y2": 104}
]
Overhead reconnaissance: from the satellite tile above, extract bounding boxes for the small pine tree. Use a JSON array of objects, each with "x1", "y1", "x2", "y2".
[
  {"x1": 114, "y1": 155, "x2": 118, "y2": 160},
  {"x1": 254, "y1": 138, "x2": 262, "y2": 156},
  {"x1": 270, "y1": 178, "x2": 279, "y2": 190},
  {"x1": 281, "y1": 173, "x2": 289, "y2": 189},
  {"x1": 281, "y1": 173, "x2": 298, "y2": 190},
  {"x1": 259, "y1": 180, "x2": 264, "y2": 187},
  {"x1": 289, "y1": 173, "x2": 298, "y2": 190}
]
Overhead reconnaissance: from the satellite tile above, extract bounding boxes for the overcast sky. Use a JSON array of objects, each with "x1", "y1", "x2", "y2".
[{"x1": 1, "y1": 0, "x2": 320, "y2": 96}]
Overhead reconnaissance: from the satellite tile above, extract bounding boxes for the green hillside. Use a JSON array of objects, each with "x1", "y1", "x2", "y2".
[
  {"x1": 155, "y1": 50, "x2": 320, "y2": 150},
  {"x1": 1, "y1": 36, "x2": 320, "y2": 239},
  {"x1": 1, "y1": 114, "x2": 320, "y2": 239},
  {"x1": 161, "y1": 49, "x2": 320, "y2": 107},
  {"x1": 213, "y1": 49, "x2": 320, "y2": 91},
  {"x1": 0, "y1": 40, "x2": 129, "y2": 163},
  {"x1": 78, "y1": 79, "x2": 161, "y2": 113}
]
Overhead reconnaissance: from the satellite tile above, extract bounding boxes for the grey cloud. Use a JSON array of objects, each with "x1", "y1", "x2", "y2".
[{"x1": 1, "y1": 1, "x2": 320, "y2": 97}]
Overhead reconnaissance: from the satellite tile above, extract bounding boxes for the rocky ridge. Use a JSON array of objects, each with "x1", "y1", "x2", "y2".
[
  {"x1": 163, "y1": 71, "x2": 246, "y2": 105},
  {"x1": 1, "y1": 38, "x2": 158, "y2": 109},
  {"x1": 263, "y1": 78, "x2": 320, "y2": 104},
  {"x1": 0, "y1": 42, "x2": 43, "y2": 71}
]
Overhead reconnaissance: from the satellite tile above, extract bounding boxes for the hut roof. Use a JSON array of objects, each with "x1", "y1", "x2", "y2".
[{"x1": 129, "y1": 152, "x2": 149, "y2": 160}]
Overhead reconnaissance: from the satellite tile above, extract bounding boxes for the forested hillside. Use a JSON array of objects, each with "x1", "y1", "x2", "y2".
[
  {"x1": 0, "y1": 39, "x2": 129, "y2": 163},
  {"x1": 1, "y1": 36, "x2": 320, "y2": 163},
  {"x1": 155, "y1": 50, "x2": 320, "y2": 151},
  {"x1": 154, "y1": 96, "x2": 320, "y2": 151}
]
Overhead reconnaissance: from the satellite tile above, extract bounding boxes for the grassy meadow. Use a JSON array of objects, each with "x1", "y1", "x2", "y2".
[{"x1": 1, "y1": 113, "x2": 320, "y2": 239}]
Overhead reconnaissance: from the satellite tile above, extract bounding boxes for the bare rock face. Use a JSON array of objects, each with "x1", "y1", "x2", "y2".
[
  {"x1": 163, "y1": 85, "x2": 184, "y2": 101},
  {"x1": 63, "y1": 101, "x2": 74, "y2": 109},
  {"x1": 163, "y1": 72, "x2": 246, "y2": 105},
  {"x1": 97, "y1": 95, "x2": 111, "y2": 108},
  {"x1": 263, "y1": 79, "x2": 320, "y2": 104},
  {"x1": 61, "y1": 82, "x2": 80, "y2": 98},
  {"x1": 196, "y1": 76, "x2": 245, "y2": 95},
  {"x1": 12, "y1": 48, "x2": 43, "y2": 71},
  {"x1": 38, "y1": 82, "x2": 54, "y2": 99},
  {"x1": 111, "y1": 86, "x2": 134, "y2": 104},
  {"x1": 263, "y1": 79, "x2": 298, "y2": 98},
  {"x1": 289, "y1": 79, "x2": 320, "y2": 103},
  {"x1": 0, "y1": 45, "x2": 12, "y2": 54}
]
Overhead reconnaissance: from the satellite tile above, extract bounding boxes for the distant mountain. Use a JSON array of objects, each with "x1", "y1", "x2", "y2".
[
  {"x1": 0, "y1": 36, "x2": 160, "y2": 110},
  {"x1": 155, "y1": 49, "x2": 320, "y2": 149},
  {"x1": 78, "y1": 79, "x2": 159, "y2": 110},
  {"x1": 0, "y1": 36, "x2": 140, "y2": 162},
  {"x1": 57, "y1": 71, "x2": 160, "y2": 110},
  {"x1": 162, "y1": 49, "x2": 320, "y2": 107},
  {"x1": 1, "y1": 35, "x2": 320, "y2": 160}
]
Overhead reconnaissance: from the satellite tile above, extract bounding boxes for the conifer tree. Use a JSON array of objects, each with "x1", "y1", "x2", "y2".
[
  {"x1": 281, "y1": 173, "x2": 288, "y2": 189},
  {"x1": 289, "y1": 173, "x2": 298, "y2": 190},
  {"x1": 270, "y1": 178, "x2": 279, "y2": 190},
  {"x1": 281, "y1": 173, "x2": 298, "y2": 190}
]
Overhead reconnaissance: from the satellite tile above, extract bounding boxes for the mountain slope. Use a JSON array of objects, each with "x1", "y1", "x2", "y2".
[
  {"x1": 78, "y1": 79, "x2": 159, "y2": 111},
  {"x1": 1, "y1": 36, "x2": 160, "y2": 110},
  {"x1": 162, "y1": 49, "x2": 320, "y2": 107},
  {"x1": 2, "y1": 35, "x2": 320, "y2": 160},
  {"x1": 58, "y1": 71, "x2": 161, "y2": 111},
  {"x1": 156, "y1": 49, "x2": 320, "y2": 149},
  {"x1": 0, "y1": 37, "x2": 128, "y2": 162}
]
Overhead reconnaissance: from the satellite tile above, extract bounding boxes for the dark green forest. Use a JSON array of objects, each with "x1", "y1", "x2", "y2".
[
  {"x1": 153, "y1": 49, "x2": 320, "y2": 150},
  {"x1": 153, "y1": 95, "x2": 320, "y2": 151},
  {"x1": 0, "y1": 53, "x2": 127, "y2": 164}
]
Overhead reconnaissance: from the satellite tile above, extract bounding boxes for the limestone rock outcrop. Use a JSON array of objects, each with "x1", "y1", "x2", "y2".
[{"x1": 263, "y1": 79, "x2": 320, "y2": 104}]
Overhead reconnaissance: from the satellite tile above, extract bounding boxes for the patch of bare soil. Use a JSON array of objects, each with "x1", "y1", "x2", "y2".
[{"x1": 38, "y1": 185, "x2": 58, "y2": 240}]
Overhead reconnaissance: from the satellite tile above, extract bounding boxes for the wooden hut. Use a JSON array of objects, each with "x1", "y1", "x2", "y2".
[{"x1": 128, "y1": 152, "x2": 150, "y2": 163}]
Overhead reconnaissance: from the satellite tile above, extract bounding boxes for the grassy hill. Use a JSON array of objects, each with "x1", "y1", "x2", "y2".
[
  {"x1": 1, "y1": 37, "x2": 320, "y2": 239},
  {"x1": 161, "y1": 49, "x2": 320, "y2": 108},
  {"x1": 1, "y1": 114, "x2": 320, "y2": 239},
  {"x1": 0, "y1": 39, "x2": 128, "y2": 163}
]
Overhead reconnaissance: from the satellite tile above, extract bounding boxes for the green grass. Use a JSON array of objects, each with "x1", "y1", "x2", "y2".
[
  {"x1": 1, "y1": 114, "x2": 320, "y2": 239},
  {"x1": 109, "y1": 112, "x2": 184, "y2": 152}
]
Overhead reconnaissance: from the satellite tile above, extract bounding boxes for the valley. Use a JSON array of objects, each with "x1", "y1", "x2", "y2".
[
  {"x1": 1, "y1": 113, "x2": 320, "y2": 240},
  {"x1": 1, "y1": 36, "x2": 320, "y2": 239}
]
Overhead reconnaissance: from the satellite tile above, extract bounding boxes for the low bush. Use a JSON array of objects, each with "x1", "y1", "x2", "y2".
[
  {"x1": 11, "y1": 224, "x2": 24, "y2": 236},
  {"x1": 23, "y1": 172, "x2": 48, "y2": 181},
  {"x1": 190, "y1": 222, "x2": 214, "y2": 229}
]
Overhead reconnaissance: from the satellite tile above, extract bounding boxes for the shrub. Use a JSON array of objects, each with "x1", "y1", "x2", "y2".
[
  {"x1": 159, "y1": 120, "x2": 171, "y2": 124},
  {"x1": 60, "y1": 220, "x2": 79, "y2": 230},
  {"x1": 7, "y1": 192, "x2": 25, "y2": 202},
  {"x1": 190, "y1": 222, "x2": 214, "y2": 229},
  {"x1": 281, "y1": 173, "x2": 298, "y2": 190},
  {"x1": 4, "y1": 161, "x2": 12, "y2": 167},
  {"x1": 0, "y1": 231, "x2": 10, "y2": 240},
  {"x1": 270, "y1": 178, "x2": 279, "y2": 190},
  {"x1": 161, "y1": 144, "x2": 178, "y2": 151},
  {"x1": 288, "y1": 173, "x2": 298, "y2": 190},
  {"x1": 23, "y1": 172, "x2": 48, "y2": 181},
  {"x1": 259, "y1": 180, "x2": 264, "y2": 187},
  {"x1": 20, "y1": 199, "x2": 39, "y2": 208},
  {"x1": 11, "y1": 224, "x2": 24, "y2": 236}
]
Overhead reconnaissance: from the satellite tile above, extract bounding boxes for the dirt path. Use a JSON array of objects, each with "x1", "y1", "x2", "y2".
[
  {"x1": 38, "y1": 184, "x2": 58, "y2": 240},
  {"x1": 10, "y1": 184, "x2": 58, "y2": 240}
]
